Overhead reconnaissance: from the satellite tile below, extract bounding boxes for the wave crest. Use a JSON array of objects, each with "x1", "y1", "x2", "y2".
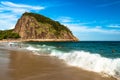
[{"x1": 23, "y1": 44, "x2": 120, "y2": 79}]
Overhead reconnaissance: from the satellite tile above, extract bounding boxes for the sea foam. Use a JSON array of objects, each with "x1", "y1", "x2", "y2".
[
  {"x1": 51, "y1": 50, "x2": 120, "y2": 79},
  {"x1": 22, "y1": 44, "x2": 120, "y2": 79}
]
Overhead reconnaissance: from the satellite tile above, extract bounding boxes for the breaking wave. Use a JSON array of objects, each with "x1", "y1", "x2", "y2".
[
  {"x1": 22, "y1": 43, "x2": 120, "y2": 79},
  {"x1": 2, "y1": 42, "x2": 120, "y2": 79}
]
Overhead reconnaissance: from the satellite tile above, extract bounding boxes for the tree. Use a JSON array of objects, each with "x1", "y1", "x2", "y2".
[{"x1": 0, "y1": 29, "x2": 20, "y2": 40}]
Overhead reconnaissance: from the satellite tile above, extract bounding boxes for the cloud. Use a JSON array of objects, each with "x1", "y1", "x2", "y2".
[
  {"x1": 64, "y1": 23, "x2": 120, "y2": 34},
  {"x1": 77, "y1": 21, "x2": 97, "y2": 25},
  {"x1": 0, "y1": 1, "x2": 45, "y2": 30},
  {"x1": 55, "y1": 16, "x2": 120, "y2": 40},
  {"x1": 0, "y1": 13, "x2": 18, "y2": 30},
  {"x1": 54, "y1": 15, "x2": 120, "y2": 40},
  {"x1": 56, "y1": 16, "x2": 73, "y2": 23},
  {"x1": 107, "y1": 24, "x2": 120, "y2": 28},
  {"x1": 97, "y1": 1, "x2": 120, "y2": 7},
  {"x1": 63, "y1": 23, "x2": 120, "y2": 40},
  {"x1": 55, "y1": 16, "x2": 120, "y2": 35},
  {"x1": 0, "y1": 1, "x2": 45, "y2": 13},
  {"x1": 1, "y1": 1, "x2": 43, "y2": 10}
]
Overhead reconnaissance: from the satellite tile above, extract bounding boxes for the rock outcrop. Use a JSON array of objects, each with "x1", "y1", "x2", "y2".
[{"x1": 14, "y1": 12, "x2": 78, "y2": 41}]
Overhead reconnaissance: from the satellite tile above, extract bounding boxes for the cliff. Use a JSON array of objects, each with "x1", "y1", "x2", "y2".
[{"x1": 14, "y1": 12, "x2": 78, "y2": 41}]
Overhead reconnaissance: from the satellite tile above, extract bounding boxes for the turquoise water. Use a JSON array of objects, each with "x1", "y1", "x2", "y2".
[{"x1": 25, "y1": 41, "x2": 120, "y2": 58}]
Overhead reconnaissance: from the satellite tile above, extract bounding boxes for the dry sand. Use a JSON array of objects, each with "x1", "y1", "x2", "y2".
[{"x1": 0, "y1": 49, "x2": 117, "y2": 80}]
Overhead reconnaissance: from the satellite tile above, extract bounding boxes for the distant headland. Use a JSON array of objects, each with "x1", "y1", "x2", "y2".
[{"x1": 0, "y1": 12, "x2": 79, "y2": 42}]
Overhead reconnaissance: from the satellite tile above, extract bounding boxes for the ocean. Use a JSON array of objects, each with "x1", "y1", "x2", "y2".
[{"x1": 0, "y1": 41, "x2": 120, "y2": 80}]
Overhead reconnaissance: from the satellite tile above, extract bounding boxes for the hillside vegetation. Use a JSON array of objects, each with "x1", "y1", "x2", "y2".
[
  {"x1": 0, "y1": 29, "x2": 20, "y2": 40},
  {"x1": 23, "y1": 12, "x2": 72, "y2": 35}
]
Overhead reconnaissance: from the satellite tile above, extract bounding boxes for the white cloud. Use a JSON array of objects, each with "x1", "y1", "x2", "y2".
[
  {"x1": 55, "y1": 16, "x2": 120, "y2": 40},
  {"x1": 0, "y1": 12, "x2": 18, "y2": 30},
  {"x1": 0, "y1": 1, "x2": 45, "y2": 13},
  {"x1": 63, "y1": 23, "x2": 120, "y2": 40},
  {"x1": 64, "y1": 23, "x2": 120, "y2": 34},
  {"x1": 55, "y1": 16, "x2": 120, "y2": 35},
  {"x1": 0, "y1": 1, "x2": 45, "y2": 30},
  {"x1": 56, "y1": 16, "x2": 74, "y2": 23},
  {"x1": 108, "y1": 24, "x2": 120, "y2": 28},
  {"x1": 1, "y1": 1, "x2": 43, "y2": 10}
]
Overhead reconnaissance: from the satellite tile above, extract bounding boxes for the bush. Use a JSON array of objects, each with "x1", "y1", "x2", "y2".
[{"x1": 0, "y1": 29, "x2": 20, "y2": 40}]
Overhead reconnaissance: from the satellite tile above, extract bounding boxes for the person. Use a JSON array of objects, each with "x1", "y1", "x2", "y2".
[
  {"x1": 112, "y1": 49, "x2": 115, "y2": 53},
  {"x1": 10, "y1": 44, "x2": 12, "y2": 47}
]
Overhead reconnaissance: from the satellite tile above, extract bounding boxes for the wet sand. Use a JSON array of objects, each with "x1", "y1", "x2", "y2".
[{"x1": 0, "y1": 49, "x2": 117, "y2": 80}]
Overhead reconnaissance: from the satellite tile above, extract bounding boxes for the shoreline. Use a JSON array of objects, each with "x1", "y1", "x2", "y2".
[
  {"x1": 0, "y1": 39, "x2": 79, "y2": 42},
  {"x1": 0, "y1": 48, "x2": 117, "y2": 80},
  {"x1": 0, "y1": 42, "x2": 118, "y2": 80}
]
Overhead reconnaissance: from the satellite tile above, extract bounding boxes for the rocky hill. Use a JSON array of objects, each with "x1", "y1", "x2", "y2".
[{"x1": 14, "y1": 12, "x2": 78, "y2": 41}]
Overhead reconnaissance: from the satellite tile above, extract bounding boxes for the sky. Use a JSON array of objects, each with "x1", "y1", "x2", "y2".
[{"x1": 0, "y1": 0, "x2": 120, "y2": 41}]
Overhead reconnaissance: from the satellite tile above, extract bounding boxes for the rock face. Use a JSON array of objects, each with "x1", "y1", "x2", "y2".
[{"x1": 14, "y1": 12, "x2": 78, "y2": 41}]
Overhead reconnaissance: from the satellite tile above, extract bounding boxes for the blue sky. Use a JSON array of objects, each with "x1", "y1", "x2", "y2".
[{"x1": 0, "y1": 0, "x2": 120, "y2": 41}]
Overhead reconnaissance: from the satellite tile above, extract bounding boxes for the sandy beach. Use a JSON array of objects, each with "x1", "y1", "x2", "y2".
[{"x1": 0, "y1": 48, "x2": 116, "y2": 80}]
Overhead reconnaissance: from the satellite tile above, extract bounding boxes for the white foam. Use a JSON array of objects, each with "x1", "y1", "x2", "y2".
[
  {"x1": 26, "y1": 46, "x2": 40, "y2": 51},
  {"x1": 51, "y1": 50, "x2": 120, "y2": 79},
  {"x1": 24, "y1": 44, "x2": 120, "y2": 79}
]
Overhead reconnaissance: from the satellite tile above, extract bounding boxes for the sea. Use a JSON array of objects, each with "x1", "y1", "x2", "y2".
[{"x1": 0, "y1": 41, "x2": 120, "y2": 79}]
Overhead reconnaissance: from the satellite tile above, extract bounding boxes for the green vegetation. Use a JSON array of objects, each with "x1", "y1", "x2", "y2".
[
  {"x1": 0, "y1": 29, "x2": 20, "y2": 40},
  {"x1": 23, "y1": 12, "x2": 72, "y2": 36}
]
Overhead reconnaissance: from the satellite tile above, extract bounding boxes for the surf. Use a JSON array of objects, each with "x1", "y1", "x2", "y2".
[
  {"x1": 2, "y1": 42, "x2": 120, "y2": 80},
  {"x1": 20, "y1": 43, "x2": 120, "y2": 79}
]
